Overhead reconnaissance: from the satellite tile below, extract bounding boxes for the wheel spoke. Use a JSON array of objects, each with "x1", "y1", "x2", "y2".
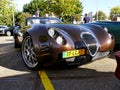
[{"x1": 22, "y1": 36, "x2": 38, "y2": 68}]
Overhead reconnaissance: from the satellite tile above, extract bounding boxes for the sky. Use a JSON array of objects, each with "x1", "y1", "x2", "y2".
[
  {"x1": 81, "y1": 0, "x2": 120, "y2": 16},
  {"x1": 14, "y1": 0, "x2": 30, "y2": 11},
  {"x1": 14, "y1": 0, "x2": 120, "y2": 16}
]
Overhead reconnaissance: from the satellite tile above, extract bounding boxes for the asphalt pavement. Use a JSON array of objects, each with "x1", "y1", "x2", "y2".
[{"x1": 0, "y1": 36, "x2": 120, "y2": 90}]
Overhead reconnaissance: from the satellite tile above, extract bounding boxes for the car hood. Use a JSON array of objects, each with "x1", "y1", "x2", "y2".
[{"x1": 46, "y1": 24, "x2": 88, "y2": 41}]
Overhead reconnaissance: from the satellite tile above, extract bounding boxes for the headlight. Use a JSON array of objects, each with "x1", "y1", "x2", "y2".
[
  {"x1": 56, "y1": 36, "x2": 63, "y2": 45},
  {"x1": 48, "y1": 28, "x2": 55, "y2": 37},
  {"x1": 48, "y1": 27, "x2": 66, "y2": 45}
]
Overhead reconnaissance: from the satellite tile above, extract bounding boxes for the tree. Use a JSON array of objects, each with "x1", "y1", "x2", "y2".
[
  {"x1": 110, "y1": 6, "x2": 120, "y2": 20},
  {"x1": 94, "y1": 11, "x2": 107, "y2": 20},
  {"x1": 44, "y1": 0, "x2": 83, "y2": 23},
  {"x1": 0, "y1": 0, "x2": 15, "y2": 26},
  {"x1": 23, "y1": 0, "x2": 46, "y2": 16},
  {"x1": 16, "y1": 12, "x2": 32, "y2": 26},
  {"x1": 23, "y1": 0, "x2": 83, "y2": 23}
]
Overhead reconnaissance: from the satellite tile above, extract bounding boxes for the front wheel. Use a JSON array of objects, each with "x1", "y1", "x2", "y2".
[{"x1": 21, "y1": 36, "x2": 39, "y2": 69}]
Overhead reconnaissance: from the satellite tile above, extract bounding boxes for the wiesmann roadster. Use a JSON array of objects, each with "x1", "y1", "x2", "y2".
[{"x1": 13, "y1": 17, "x2": 115, "y2": 69}]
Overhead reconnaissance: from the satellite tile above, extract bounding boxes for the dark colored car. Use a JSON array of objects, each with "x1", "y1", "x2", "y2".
[
  {"x1": 90, "y1": 15, "x2": 120, "y2": 46},
  {"x1": 0, "y1": 25, "x2": 15, "y2": 36},
  {"x1": 13, "y1": 17, "x2": 115, "y2": 69},
  {"x1": 13, "y1": 17, "x2": 62, "y2": 48},
  {"x1": 0, "y1": 26, "x2": 8, "y2": 35}
]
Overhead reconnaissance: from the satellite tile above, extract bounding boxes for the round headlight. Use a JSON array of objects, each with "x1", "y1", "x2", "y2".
[
  {"x1": 56, "y1": 36, "x2": 63, "y2": 45},
  {"x1": 48, "y1": 28, "x2": 55, "y2": 37}
]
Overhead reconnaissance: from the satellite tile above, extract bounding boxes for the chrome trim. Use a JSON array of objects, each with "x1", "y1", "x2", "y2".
[
  {"x1": 92, "y1": 51, "x2": 110, "y2": 60},
  {"x1": 81, "y1": 32, "x2": 99, "y2": 57}
]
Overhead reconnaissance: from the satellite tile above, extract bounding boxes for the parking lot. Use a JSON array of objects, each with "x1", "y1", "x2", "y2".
[{"x1": 0, "y1": 36, "x2": 120, "y2": 90}]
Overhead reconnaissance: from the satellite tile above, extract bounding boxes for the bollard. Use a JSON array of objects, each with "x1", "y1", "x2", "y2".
[{"x1": 114, "y1": 51, "x2": 120, "y2": 80}]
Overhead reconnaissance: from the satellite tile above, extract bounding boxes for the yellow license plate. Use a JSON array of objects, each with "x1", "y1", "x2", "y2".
[{"x1": 62, "y1": 49, "x2": 85, "y2": 59}]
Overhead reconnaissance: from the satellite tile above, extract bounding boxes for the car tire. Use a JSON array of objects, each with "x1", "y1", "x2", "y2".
[
  {"x1": 14, "y1": 37, "x2": 20, "y2": 48},
  {"x1": 6, "y1": 31, "x2": 11, "y2": 36},
  {"x1": 21, "y1": 36, "x2": 39, "y2": 69}
]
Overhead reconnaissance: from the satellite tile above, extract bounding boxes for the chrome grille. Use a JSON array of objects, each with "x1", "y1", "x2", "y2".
[{"x1": 81, "y1": 32, "x2": 99, "y2": 57}]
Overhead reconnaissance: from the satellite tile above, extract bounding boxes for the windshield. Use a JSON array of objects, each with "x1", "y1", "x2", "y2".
[{"x1": 26, "y1": 18, "x2": 62, "y2": 26}]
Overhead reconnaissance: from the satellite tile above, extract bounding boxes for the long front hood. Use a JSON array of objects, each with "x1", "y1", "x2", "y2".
[{"x1": 47, "y1": 24, "x2": 86, "y2": 41}]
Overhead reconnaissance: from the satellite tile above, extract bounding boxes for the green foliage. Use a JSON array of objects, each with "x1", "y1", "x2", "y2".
[
  {"x1": 20, "y1": 26, "x2": 32, "y2": 33},
  {"x1": 23, "y1": 0, "x2": 46, "y2": 16},
  {"x1": 0, "y1": 15, "x2": 12, "y2": 26},
  {"x1": 110, "y1": 6, "x2": 120, "y2": 20},
  {"x1": 23, "y1": 0, "x2": 83, "y2": 23},
  {"x1": 73, "y1": 14, "x2": 81, "y2": 22},
  {"x1": 16, "y1": 12, "x2": 32, "y2": 26},
  {"x1": 0, "y1": 0, "x2": 15, "y2": 26},
  {"x1": 94, "y1": 11, "x2": 107, "y2": 20}
]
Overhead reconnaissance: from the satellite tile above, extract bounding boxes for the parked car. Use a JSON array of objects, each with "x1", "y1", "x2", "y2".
[
  {"x1": 0, "y1": 25, "x2": 15, "y2": 36},
  {"x1": 0, "y1": 26, "x2": 8, "y2": 35},
  {"x1": 13, "y1": 17, "x2": 115, "y2": 69},
  {"x1": 90, "y1": 15, "x2": 120, "y2": 47},
  {"x1": 13, "y1": 17, "x2": 62, "y2": 48},
  {"x1": 6, "y1": 26, "x2": 15, "y2": 36}
]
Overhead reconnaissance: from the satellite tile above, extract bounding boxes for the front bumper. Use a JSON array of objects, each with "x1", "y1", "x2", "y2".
[
  {"x1": 34, "y1": 40, "x2": 111, "y2": 67},
  {"x1": 34, "y1": 40, "x2": 90, "y2": 66}
]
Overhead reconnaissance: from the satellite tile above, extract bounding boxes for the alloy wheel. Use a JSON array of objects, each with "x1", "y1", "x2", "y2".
[{"x1": 21, "y1": 36, "x2": 38, "y2": 69}]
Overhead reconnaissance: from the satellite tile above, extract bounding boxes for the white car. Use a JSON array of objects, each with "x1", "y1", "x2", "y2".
[
  {"x1": 0, "y1": 26, "x2": 8, "y2": 35},
  {"x1": 0, "y1": 25, "x2": 13, "y2": 36}
]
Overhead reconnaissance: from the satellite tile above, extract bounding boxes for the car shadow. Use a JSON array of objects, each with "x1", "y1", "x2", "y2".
[
  {"x1": 0, "y1": 66, "x2": 120, "y2": 90},
  {"x1": 108, "y1": 52, "x2": 116, "y2": 59},
  {"x1": 0, "y1": 43, "x2": 120, "y2": 90},
  {"x1": 44, "y1": 66, "x2": 115, "y2": 80},
  {"x1": 108, "y1": 45, "x2": 120, "y2": 59}
]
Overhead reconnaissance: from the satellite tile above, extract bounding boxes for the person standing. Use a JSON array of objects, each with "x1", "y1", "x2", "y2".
[
  {"x1": 33, "y1": 10, "x2": 40, "y2": 17},
  {"x1": 49, "y1": 12, "x2": 56, "y2": 18},
  {"x1": 83, "y1": 13, "x2": 90, "y2": 23},
  {"x1": 73, "y1": 19, "x2": 77, "y2": 24}
]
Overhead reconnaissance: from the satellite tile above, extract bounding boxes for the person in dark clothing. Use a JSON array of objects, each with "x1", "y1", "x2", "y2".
[{"x1": 83, "y1": 13, "x2": 90, "y2": 23}]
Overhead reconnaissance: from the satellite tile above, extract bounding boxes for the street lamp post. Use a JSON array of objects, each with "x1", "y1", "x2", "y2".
[
  {"x1": 12, "y1": 10, "x2": 15, "y2": 26},
  {"x1": 96, "y1": 0, "x2": 98, "y2": 21}
]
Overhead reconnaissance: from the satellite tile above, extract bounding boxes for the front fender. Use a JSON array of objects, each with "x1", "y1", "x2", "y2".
[{"x1": 81, "y1": 24, "x2": 115, "y2": 51}]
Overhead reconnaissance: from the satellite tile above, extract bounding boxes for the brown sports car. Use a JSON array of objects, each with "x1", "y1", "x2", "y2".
[{"x1": 13, "y1": 17, "x2": 115, "y2": 69}]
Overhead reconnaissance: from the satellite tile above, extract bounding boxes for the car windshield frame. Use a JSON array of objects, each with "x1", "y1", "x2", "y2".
[{"x1": 25, "y1": 17, "x2": 62, "y2": 26}]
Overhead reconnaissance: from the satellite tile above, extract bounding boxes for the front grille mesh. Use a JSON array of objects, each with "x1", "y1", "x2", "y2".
[{"x1": 81, "y1": 32, "x2": 99, "y2": 56}]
